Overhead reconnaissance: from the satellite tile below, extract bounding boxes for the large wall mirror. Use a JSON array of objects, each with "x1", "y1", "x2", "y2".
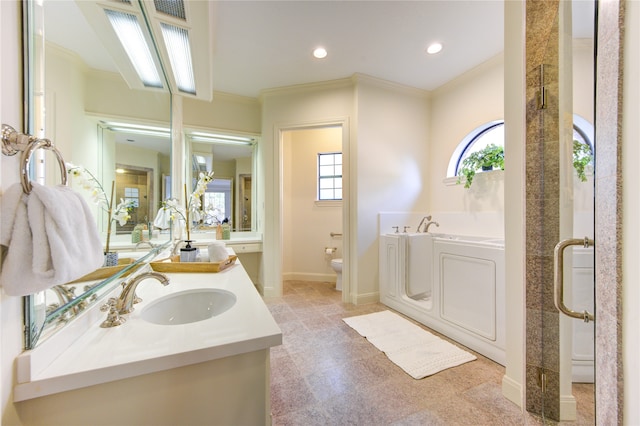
[
  {"x1": 22, "y1": 0, "x2": 173, "y2": 348},
  {"x1": 187, "y1": 130, "x2": 258, "y2": 233}
]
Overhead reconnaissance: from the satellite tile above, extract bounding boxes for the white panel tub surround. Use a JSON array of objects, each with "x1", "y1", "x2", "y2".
[
  {"x1": 379, "y1": 233, "x2": 506, "y2": 365},
  {"x1": 571, "y1": 247, "x2": 594, "y2": 383}
]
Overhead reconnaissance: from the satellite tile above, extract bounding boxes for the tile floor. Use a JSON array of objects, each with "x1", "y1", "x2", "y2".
[{"x1": 265, "y1": 280, "x2": 595, "y2": 425}]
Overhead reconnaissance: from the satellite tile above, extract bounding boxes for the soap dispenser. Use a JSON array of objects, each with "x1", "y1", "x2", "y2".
[
  {"x1": 221, "y1": 218, "x2": 231, "y2": 240},
  {"x1": 180, "y1": 240, "x2": 198, "y2": 262}
]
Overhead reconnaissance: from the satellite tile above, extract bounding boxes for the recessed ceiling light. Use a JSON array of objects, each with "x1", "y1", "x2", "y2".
[
  {"x1": 426, "y1": 42, "x2": 443, "y2": 55},
  {"x1": 313, "y1": 47, "x2": 328, "y2": 59}
]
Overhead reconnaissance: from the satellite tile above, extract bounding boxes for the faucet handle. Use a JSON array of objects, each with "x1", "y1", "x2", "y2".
[
  {"x1": 100, "y1": 298, "x2": 127, "y2": 328},
  {"x1": 392, "y1": 226, "x2": 399, "y2": 233},
  {"x1": 403, "y1": 226, "x2": 411, "y2": 233}
]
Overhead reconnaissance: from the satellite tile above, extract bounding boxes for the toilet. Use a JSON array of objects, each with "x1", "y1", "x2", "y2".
[{"x1": 330, "y1": 258, "x2": 343, "y2": 291}]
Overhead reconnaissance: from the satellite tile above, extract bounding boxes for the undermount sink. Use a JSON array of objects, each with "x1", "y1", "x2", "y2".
[{"x1": 140, "y1": 289, "x2": 236, "y2": 325}]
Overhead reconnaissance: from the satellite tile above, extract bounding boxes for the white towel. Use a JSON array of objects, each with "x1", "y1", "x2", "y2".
[
  {"x1": 153, "y1": 207, "x2": 171, "y2": 230},
  {"x1": 0, "y1": 182, "x2": 104, "y2": 296},
  {"x1": 208, "y1": 242, "x2": 228, "y2": 262}
]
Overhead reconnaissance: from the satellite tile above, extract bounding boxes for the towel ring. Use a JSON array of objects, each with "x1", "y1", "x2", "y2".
[{"x1": 21, "y1": 139, "x2": 67, "y2": 194}]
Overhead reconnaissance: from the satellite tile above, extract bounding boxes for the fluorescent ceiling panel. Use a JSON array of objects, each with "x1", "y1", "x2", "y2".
[
  {"x1": 160, "y1": 23, "x2": 196, "y2": 94},
  {"x1": 104, "y1": 9, "x2": 163, "y2": 88}
]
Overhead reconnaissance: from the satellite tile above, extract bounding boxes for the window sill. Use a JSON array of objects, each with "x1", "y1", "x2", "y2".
[
  {"x1": 443, "y1": 170, "x2": 504, "y2": 187},
  {"x1": 315, "y1": 200, "x2": 342, "y2": 207}
]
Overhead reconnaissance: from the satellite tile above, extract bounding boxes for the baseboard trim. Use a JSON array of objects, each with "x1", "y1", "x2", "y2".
[
  {"x1": 282, "y1": 272, "x2": 336, "y2": 282},
  {"x1": 502, "y1": 374, "x2": 523, "y2": 409},
  {"x1": 354, "y1": 292, "x2": 379, "y2": 305}
]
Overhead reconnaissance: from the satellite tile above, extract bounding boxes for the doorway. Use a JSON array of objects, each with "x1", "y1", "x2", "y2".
[
  {"x1": 281, "y1": 124, "x2": 347, "y2": 300},
  {"x1": 114, "y1": 164, "x2": 153, "y2": 234}
]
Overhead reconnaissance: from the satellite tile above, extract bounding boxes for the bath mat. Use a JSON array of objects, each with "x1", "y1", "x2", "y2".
[{"x1": 343, "y1": 310, "x2": 476, "y2": 379}]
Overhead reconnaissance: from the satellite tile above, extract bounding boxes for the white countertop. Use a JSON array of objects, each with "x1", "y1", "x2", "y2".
[
  {"x1": 14, "y1": 251, "x2": 281, "y2": 402},
  {"x1": 108, "y1": 232, "x2": 263, "y2": 251}
]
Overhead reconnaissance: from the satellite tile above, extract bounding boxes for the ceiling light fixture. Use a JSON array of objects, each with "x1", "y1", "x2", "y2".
[
  {"x1": 107, "y1": 127, "x2": 171, "y2": 138},
  {"x1": 102, "y1": 121, "x2": 171, "y2": 134},
  {"x1": 426, "y1": 42, "x2": 443, "y2": 55},
  {"x1": 104, "y1": 9, "x2": 163, "y2": 88},
  {"x1": 190, "y1": 136, "x2": 254, "y2": 146},
  {"x1": 313, "y1": 47, "x2": 328, "y2": 59},
  {"x1": 160, "y1": 23, "x2": 196, "y2": 94},
  {"x1": 190, "y1": 131, "x2": 255, "y2": 143}
]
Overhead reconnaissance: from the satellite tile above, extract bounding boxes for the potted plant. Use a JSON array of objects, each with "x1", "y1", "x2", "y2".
[
  {"x1": 457, "y1": 144, "x2": 505, "y2": 188},
  {"x1": 161, "y1": 171, "x2": 215, "y2": 261}
]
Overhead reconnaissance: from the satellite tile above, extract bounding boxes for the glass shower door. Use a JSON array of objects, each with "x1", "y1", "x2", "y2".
[{"x1": 537, "y1": 0, "x2": 596, "y2": 423}]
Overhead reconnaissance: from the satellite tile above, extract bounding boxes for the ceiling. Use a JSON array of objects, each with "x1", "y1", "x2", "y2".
[
  {"x1": 42, "y1": 1, "x2": 594, "y2": 155},
  {"x1": 44, "y1": 0, "x2": 597, "y2": 97},
  {"x1": 45, "y1": 0, "x2": 508, "y2": 98}
]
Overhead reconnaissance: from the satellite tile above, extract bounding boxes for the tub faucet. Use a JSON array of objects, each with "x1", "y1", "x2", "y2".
[
  {"x1": 417, "y1": 215, "x2": 440, "y2": 233},
  {"x1": 116, "y1": 271, "x2": 170, "y2": 314},
  {"x1": 425, "y1": 220, "x2": 440, "y2": 232}
]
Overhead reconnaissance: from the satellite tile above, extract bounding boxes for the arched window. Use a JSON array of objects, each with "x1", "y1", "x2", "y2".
[
  {"x1": 446, "y1": 120, "x2": 504, "y2": 178},
  {"x1": 446, "y1": 116, "x2": 594, "y2": 181}
]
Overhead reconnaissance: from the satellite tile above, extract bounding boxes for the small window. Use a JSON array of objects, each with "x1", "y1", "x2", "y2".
[
  {"x1": 318, "y1": 152, "x2": 342, "y2": 200},
  {"x1": 124, "y1": 187, "x2": 139, "y2": 208}
]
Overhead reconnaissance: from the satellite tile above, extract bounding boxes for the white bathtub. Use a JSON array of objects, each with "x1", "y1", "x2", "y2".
[{"x1": 379, "y1": 233, "x2": 506, "y2": 365}]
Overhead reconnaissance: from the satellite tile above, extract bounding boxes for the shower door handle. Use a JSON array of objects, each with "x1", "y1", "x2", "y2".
[{"x1": 553, "y1": 237, "x2": 595, "y2": 323}]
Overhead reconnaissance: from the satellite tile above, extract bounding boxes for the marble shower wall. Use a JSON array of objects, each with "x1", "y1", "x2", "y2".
[{"x1": 525, "y1": 0, "x2": 561, "y2": 420}]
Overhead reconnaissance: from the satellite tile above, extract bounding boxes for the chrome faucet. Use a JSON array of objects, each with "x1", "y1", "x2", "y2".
[
  {"x1": 417, "y1": 215, "x2": 440, "y2": 233},
  {"x1": 425, "y1": 220, "x2": 440, "y2": 232},
  {"x1": 171, "y1": 239, "x2": 186, "y2": 256},
  {"x1": 135, "y1": 240, "x2": 158, "y2": 250},
  {"x1": 116, "y1": 271, "x2": 170, "y2": 314}
]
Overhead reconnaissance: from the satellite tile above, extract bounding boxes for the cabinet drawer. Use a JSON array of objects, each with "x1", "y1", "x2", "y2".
[{"x1": 228, "y1": 243, "x2": 263, "y2": 253}]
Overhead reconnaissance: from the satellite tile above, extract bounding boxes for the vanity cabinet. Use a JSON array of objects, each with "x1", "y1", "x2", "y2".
[{"x1": 16, "y1": 350, "x2": 271, "y2": 426}]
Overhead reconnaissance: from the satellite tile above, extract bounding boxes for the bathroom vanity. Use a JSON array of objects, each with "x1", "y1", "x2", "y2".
[
  {"x1": 111, "y1": 232, "x2": 264, "y2": 289},
  {"x1": 13, "y1": 249, "x2": 281, "y2": 426}
]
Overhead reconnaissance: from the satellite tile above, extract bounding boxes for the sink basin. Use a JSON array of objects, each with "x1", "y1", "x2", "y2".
[{"x1": 140, "y1": 289, "x2": 236, "y2": 325}]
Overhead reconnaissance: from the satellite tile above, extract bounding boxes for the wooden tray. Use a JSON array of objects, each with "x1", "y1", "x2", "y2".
[
  {"x1": 69, "y1": 257, "x2": 137, "y2": 283},
  {"x1": 150, "y1": 255, "x2": 237, "y2": 273}
]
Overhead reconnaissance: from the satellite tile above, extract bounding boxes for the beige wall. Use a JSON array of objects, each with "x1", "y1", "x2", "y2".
[
  {"x1": 354, "y1": 77, "x2": 430, "y2": 302},
  {"x1": 183, "y1": 93, "x2": 261, "y2": 135},
  {"x1": 283, "y1": 127, "x2": 342, "y2": 281}
]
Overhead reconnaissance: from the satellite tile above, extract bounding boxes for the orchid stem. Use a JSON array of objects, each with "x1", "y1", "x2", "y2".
[
  {"x1": 184, "y1": 184, "x2": 190, "y2": 241},
  {"x1": 105, "y1": 181, "x2": 115, "y2": 253}
]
